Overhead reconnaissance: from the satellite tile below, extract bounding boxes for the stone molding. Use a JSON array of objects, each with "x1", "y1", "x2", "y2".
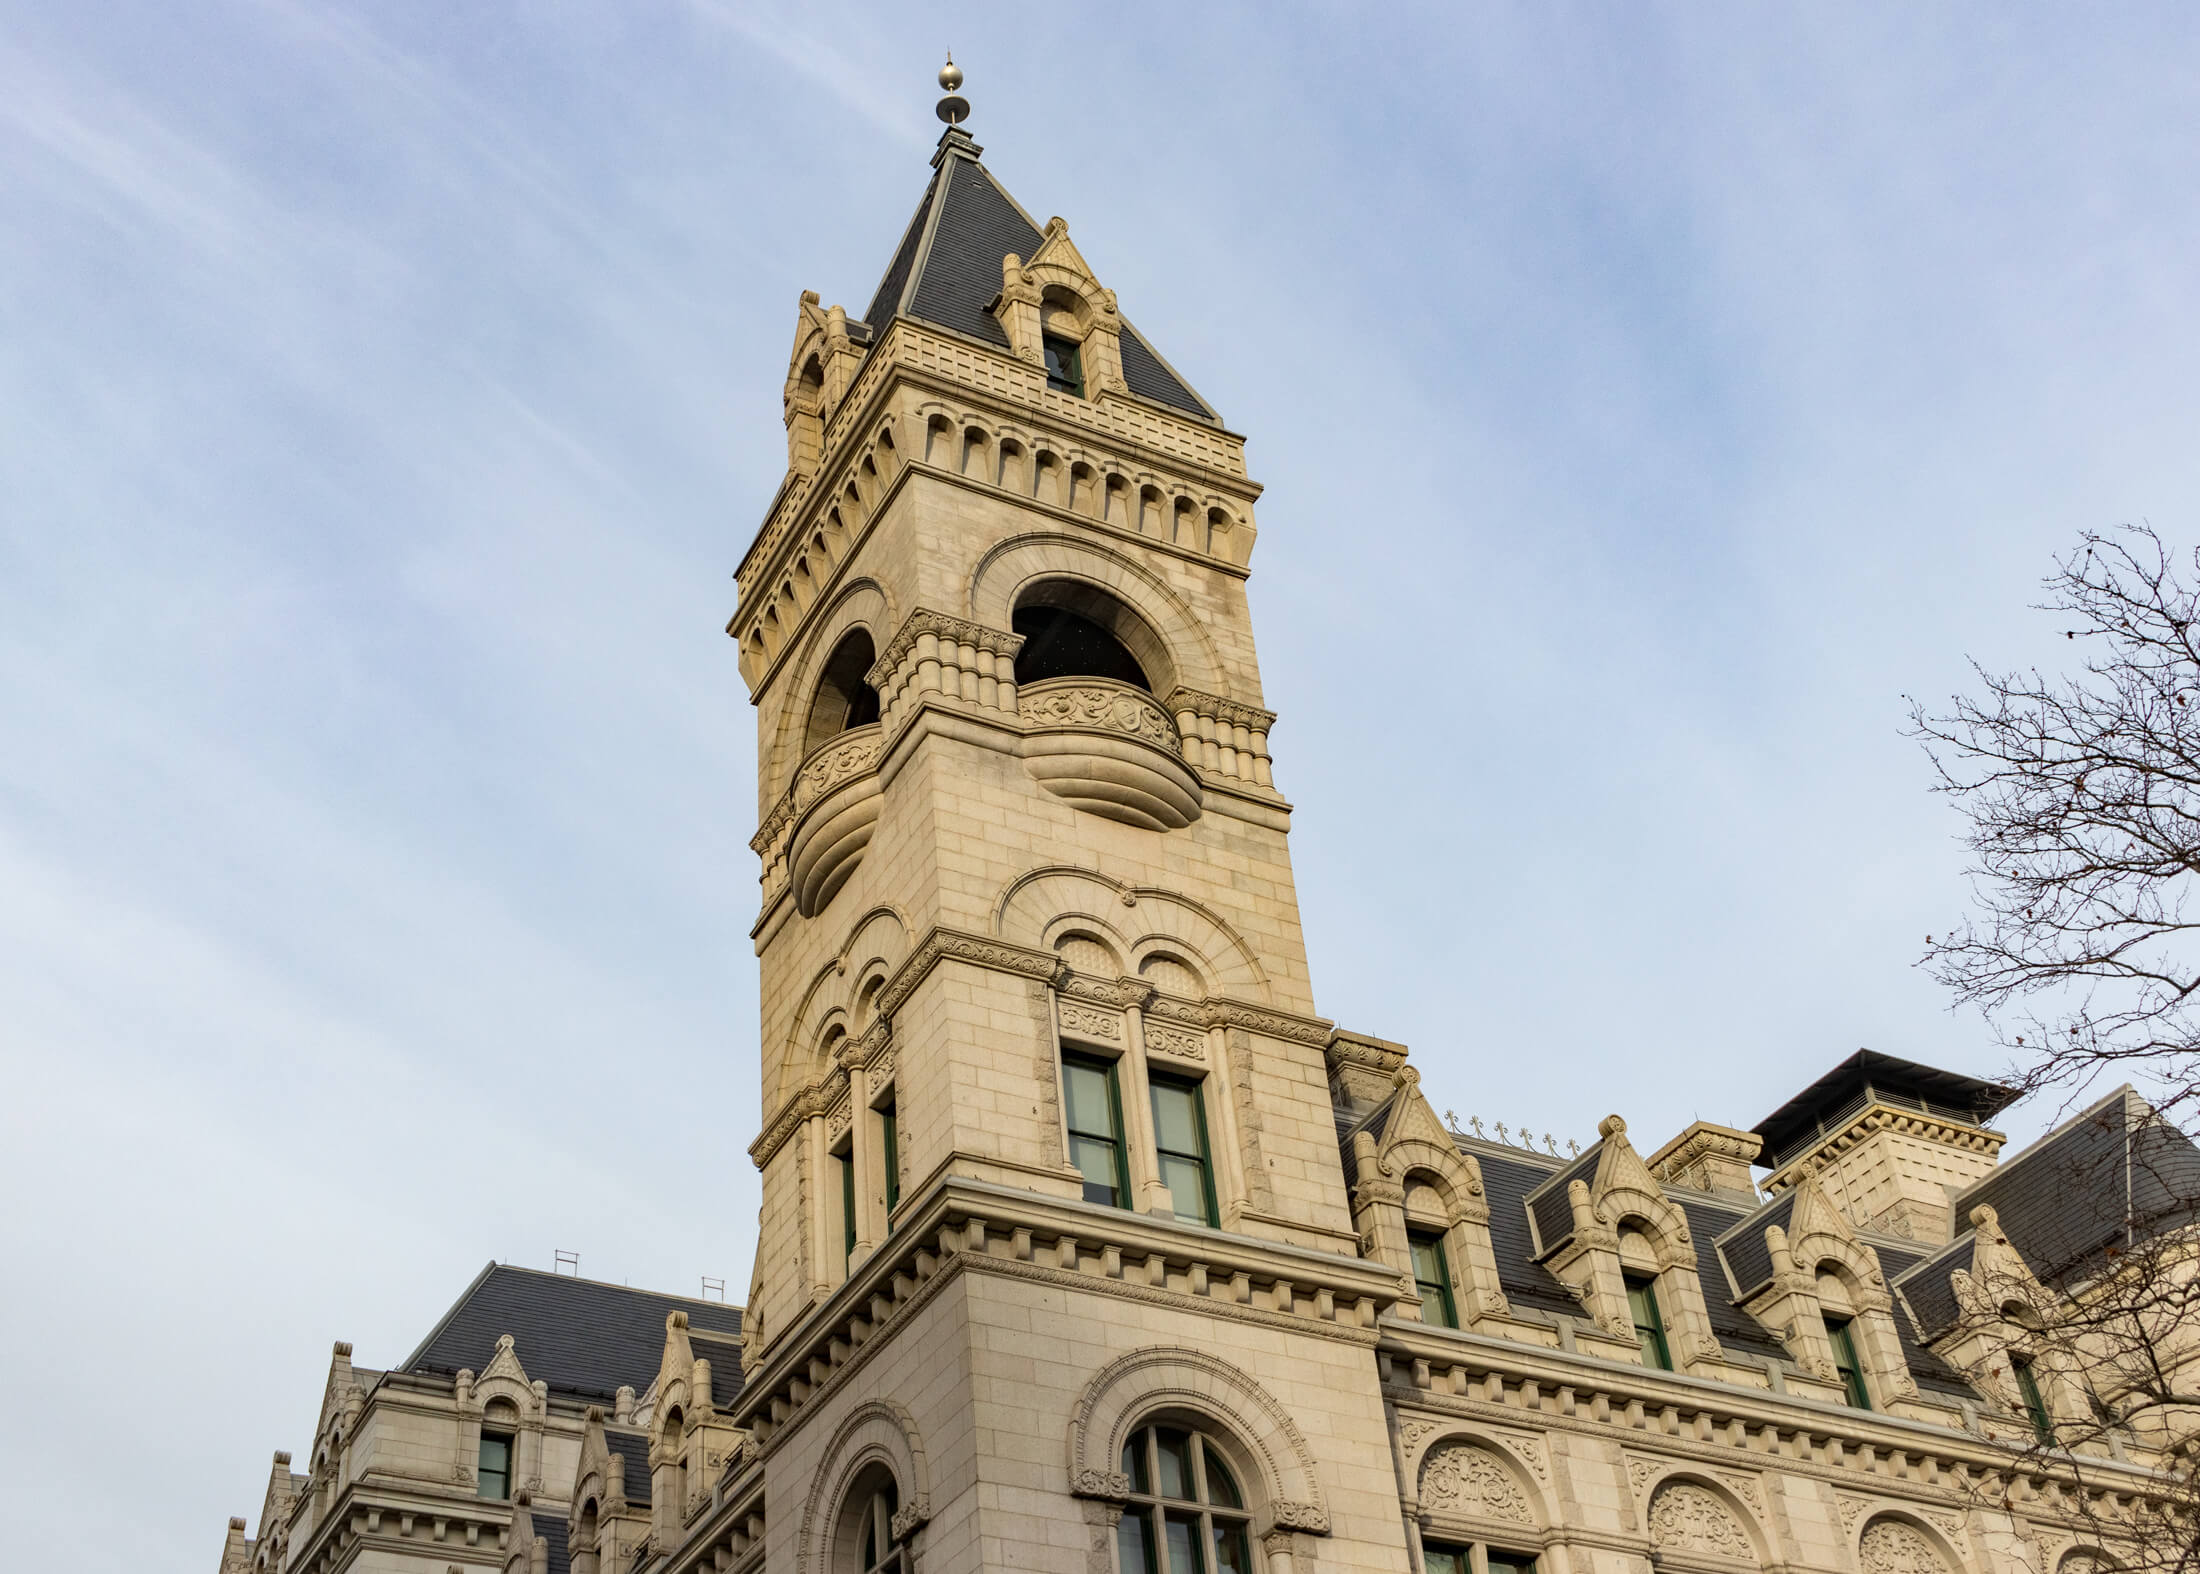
[
  {"x1": 795, "y1": 1398, "x2": 930, "y2": 1574},
  {"x1": 1067, "y1": 1346, "x2": 1332, "y2": 1537},
  {"x1": 1017, "y1": 678, "x2": 1178, "y2": 749}
]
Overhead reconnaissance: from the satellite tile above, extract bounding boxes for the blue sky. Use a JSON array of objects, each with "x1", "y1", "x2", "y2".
[{"x1": 4, "y1": 4, "x2": 2197, "y2": 1565}]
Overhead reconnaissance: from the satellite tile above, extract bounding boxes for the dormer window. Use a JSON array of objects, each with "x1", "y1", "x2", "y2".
[
  {"x1": 1625, "y1": 1273, "x2": 1672, "y2": 1370},
  {"x1": 1043, "y1": 333, "x2": 1083, "y2": 396},
  {"x1": 1409, "y1": 1228, "x2": 1458, "y2": 1329},
  {"x1": 476, "y1": 1430, "x2": 513, "y2": 1501},
  {"x1": 2013, "y1": 1353, "x2": 2055, "y2": 1444},
  {"x1": 1824, "y1": 1314, "x2": 1871, "y2": 1409}
]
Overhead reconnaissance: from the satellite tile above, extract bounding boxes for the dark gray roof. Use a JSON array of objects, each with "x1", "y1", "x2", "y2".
[
  {"x1": 403, "y1": 1265, "x2": 745, "y2": 1407},
  {"x1": 1955, "y1": 1086, "x2": 2200, "y2": 1286},
  {"x1": 862, "y1": 132, "x2": 1214, "y2": 421},
  {"x1": 1714, "y1": 1190, "x2": 1797, "y2": 1302},
  {"x1": 1892, "y1": 1235, "x2": 1976, "y2": 1342},
  {"x1": 1520, "y1": 1146, "x2": 1601, "y2": 1259},
  {"x1": 534, "y1": 1512, "x2": 571, "y2": 1574},
  {"x1": 603, "y1": 1429, "x2": 652, "y2": 1506},
  {"x1": 1754, "y1": 1051, "x2": 2018, "y2": 1171}
]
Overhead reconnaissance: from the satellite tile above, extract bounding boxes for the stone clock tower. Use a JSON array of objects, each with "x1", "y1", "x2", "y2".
[{"x1": 723, "y1": 71, "x2": 1414, "y2": 1574}]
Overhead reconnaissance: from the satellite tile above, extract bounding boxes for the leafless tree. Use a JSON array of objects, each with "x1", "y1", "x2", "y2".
[
  {"x1": 1914, "y1": 523, "x2": 2200, "y2": 1568},
  {"x1": 1912, "y1": 524, "x2": 2200, "y2": 1128}
]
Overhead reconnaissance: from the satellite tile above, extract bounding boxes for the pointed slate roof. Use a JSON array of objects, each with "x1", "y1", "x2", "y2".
[
  {"x1": 863, "y1": 130, "x2": 1215, "y2": 422},
  {"x1": 403, "y1": 1264, "x2": 745, "y2": 1408}
]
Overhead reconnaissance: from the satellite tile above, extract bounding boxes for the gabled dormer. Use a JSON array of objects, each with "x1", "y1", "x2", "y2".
[{"x1": 1526, "y1": 1115, "x2": 1725, "y2": 1375}]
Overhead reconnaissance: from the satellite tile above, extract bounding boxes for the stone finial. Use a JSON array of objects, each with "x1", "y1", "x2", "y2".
[{"x1": 1598, "y1": 1114, "x2": 1627, "y2": 1141}]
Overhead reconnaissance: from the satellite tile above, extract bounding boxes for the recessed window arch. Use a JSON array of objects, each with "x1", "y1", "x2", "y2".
[
  {"x1": 1011, "y1": 581, "x2": 1163, "y2": 693},
  {"x1": 805, "y1": 628, "x2": 881, "y2": 754},
  {"x1": 836, "y1": 1462, "x2": 908, "y2": 1574},
  {"x1": 1137, "y1": 951, "x2": 1202, "y2": 998},
  {"x1": 1114, "y1": 1420, "x2": 1253, "y2": 1574}
]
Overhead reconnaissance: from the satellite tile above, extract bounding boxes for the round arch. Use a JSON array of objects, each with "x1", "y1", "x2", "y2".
[
  {"x1": 766, "y1": 580, "x2": 894, "y2": 792},
  {"x1": 1068, "y1": 1348, "x2": 1329, "y2": 1537},
  {"x1": 1399, "y1": 1427, "x2": 1552, "y2": 1531},
  {"x1": 993, "y1": 866, "x2": 1271, "y2": 1002},
  {"x1": 968, "y1": 533, "x2": 1226, "y2": 698},
  {"x1": 1857, "y1": 1512, "x2": 1967, "y2": 1574},
  {"x1": 1640, "y1": 1471, "x2": 1767, "y2": 1567},
  {"x1": 797, "y1": 1399, "x2": 932, "y2": 1574}
]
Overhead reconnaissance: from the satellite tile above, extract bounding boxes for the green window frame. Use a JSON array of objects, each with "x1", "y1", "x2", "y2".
[
  {"x1": 1148, "y1": 1071, "x2": 1219, "y2": 1228},
  {"x1": 1422, "y1": 1542, "x2": 1536, "y2": 1574},
  {"x1": 2013, "y1": 1354, "x2": 2055, "y2": 1445},
  {"x1": 476, "y1": 1431, "x2": 512, "y2": 1501},
  {"x1": 1625, "y1": 1272, "x2": 1673, "y2": 1371},
  {"x1": 839, "y1": 1145, "x2": 857, "y2": 1266},
  {"x1": 880, "y1": 1097, "x2": 900, "y2": 1219},
  {"x1": 1043, "y1": 332, "x2": 1083, "y2": 397},
  {"x1": 1824, "y1": 1314, "x2": 1871, "y2": 1410},
  {"x1": 1113, "y1": 1425, "x2": 1252, "y2": 1574},
  {"x1": 1062, "y1": 1051, "x2": 1132, "y2": 1209},
  {"x1": 1408, "y1": 1228, "x2": 1458, "y2": 1328}
]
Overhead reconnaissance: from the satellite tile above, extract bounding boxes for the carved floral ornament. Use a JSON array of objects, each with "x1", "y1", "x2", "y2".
[
  {"x1": 1858, "y1": 1518, "x2": 1955, "y2": 1574},
  {"x1": 1647, "y1": 1481, "x2": 1758, "y2": 1564},
  {"x1": 1418, "y1": 1442, "x2": 1534, "y2": 1526},
  {"x1": 1018, "y1": 680, "x2": 1179, "y2": 748}
]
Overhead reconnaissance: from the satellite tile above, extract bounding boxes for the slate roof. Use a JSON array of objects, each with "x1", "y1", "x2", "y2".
[
  {"x1": 1351, "y1": 1106, "x2": 2004, "y2": 1401},
  {"x1": 1753, "y1": 1050, "x2": 2018, "y2": 1171},
  {"x1": 1955, "y1": 1085, "x2": 2200, "y2": 1285},
  {"x1": 403, "y1": 1264, "x2": 745, "y2": 1408},
  {"x1": 603, "y1": 1429, "x2": 653, "y2": 1506},
  {"x1": 534, "y1": 1512, "x2": 571, "y2": 1574},
  {"x1": 862, "y1": 131, "x2": 1215, "y2": 422}
]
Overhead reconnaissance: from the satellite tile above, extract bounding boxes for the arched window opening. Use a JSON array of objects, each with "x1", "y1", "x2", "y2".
[
  {"x1": 1405, "y1": 1175, "x2": 1458, "y2": 1329},
  {"x1": 663, "y1": 1407, "x2": 687, "y2": 1509},
  {"x1": 1616, "y1": 1230, "x2": 1673, "y2": 1371},
  {"x1": 1012, "y1": 605, "x2": 1149, "y2": 691},
  {"x1": 844, "y1": 1470, "x2": 905, "y2": 1574},
  {"x1": 1114, "y1": 1425, "x2": 1251, "y2": 1574},
  {"x1": 805, "y1": 630, "x2": 881, "y2": 754}
]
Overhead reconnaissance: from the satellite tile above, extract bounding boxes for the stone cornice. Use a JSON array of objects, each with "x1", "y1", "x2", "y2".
[
  {"x1": 734, "y1": 317, "x2": 1257, "y2": 618},
  {"x1": 1374, "y1": 1320, "x2": 2172, "y2": 1511},
  {"x1": 1761, "y1": 1104, "x2": 2007, "y2": 1195},
  {"x1": 733, "y1": 1177, "x2": 1401, "y2": 1448}
]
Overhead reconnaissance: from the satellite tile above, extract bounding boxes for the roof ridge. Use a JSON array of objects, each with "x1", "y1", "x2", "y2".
[{"x1": 474, "y1": 1261, "x2": 746, "y2": 1313}]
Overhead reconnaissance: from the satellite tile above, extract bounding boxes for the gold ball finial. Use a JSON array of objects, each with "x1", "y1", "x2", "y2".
[{"x1": 936, "y1": 53, "x2": 970, "y2": 125}]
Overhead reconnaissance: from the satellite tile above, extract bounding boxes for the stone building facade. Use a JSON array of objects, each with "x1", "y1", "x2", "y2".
[{"x1": 222, "y1": 86, "x2": 2198, "y2": 1574}]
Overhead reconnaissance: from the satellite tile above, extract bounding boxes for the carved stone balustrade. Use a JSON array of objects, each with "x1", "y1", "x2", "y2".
[
  {"x1": 1017, "y1": 677, "x2": 1202, "y2": 831},
  {"x1": 1165, "y1": 687, "x2": 1276, "y2": 790}
]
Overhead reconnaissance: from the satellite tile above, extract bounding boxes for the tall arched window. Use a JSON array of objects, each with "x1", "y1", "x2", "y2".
[
  {"x1": 852, "y1": 1477, "x2": 903, "y2": 1573},
  {"x1": 805, "y1": 629, "x2": 882, "y2": 753},
  {"x1": 1115, "y1": 1424, "x2": 1251, "y2": 1574}
]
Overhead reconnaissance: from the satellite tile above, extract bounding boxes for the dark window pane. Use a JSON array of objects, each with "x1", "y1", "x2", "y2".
[
  {"x1": 2014, "y1": 1356, "x2": 2056, "y2": 1444},
  {"x1": 1421, "y1": 1545, "x2": 1467, "y2": 1574},
  {"x1": 1201, "y1": 1443, "x2": 1241, "y2": 1508},
  {"x1": 840, "y1": 1151, "x2": 857, "y2": 1264},
  {"x1": 1825, "y1": 1315, "x2": 1871, "y2": 1410},
  {"x1": 1122, "y1": 1432, "x2": 1151, "y2": 1496},
  {"x1": 1154, "y1": 1428, "x2": 1194, "y2": 1500},
  {"x1": 1410, "y1": 1229, "x2": 1459, "y2": 1328},
  {"x1": 881, "y1": 1104, "x2": 899, "y2": 1216},
  {"x1": 1013, "y1": 606, "x2": 1149, "y2": 690},
  {"x1": 1069, "y1": 1133, "x2": 1121, "y2": 1207},
  {"x1": 477, "y1": 1434, "x2": 511, "y2": 1501},
  {"x1": 1043, "y1": 334, "x2": 1083, "y2": 396},
  {"x1": 1626, "y1": 1273, "x2": 1672, "y2": 1370},
  {"x1": 1212, "y1": 1521, "x2": 1251, "y2": 1574},
  {"x1": 1116, "y1": 1509, "x2": 1157, "y2": 1574},
  {"x1": 1487, "y1": 1555, "x2": 1539, "y2": 1574},
  {"x1": 1162, "y1": 1510, "x2": 1205, "y2": 1574}
]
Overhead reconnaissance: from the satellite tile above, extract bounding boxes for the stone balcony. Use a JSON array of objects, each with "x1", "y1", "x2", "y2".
[{"x1": 1017, "y1": 677, "x2": 1202, "y2": 831}]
